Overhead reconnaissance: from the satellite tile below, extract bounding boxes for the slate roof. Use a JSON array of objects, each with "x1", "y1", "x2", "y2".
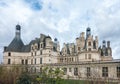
[
  {"x1": 4, "y1": 24, "x2": 55, "y2": 53},
  {"x1": 4, "y1": 32, "x2": 52, "y2": 52},
  {"x1": 6, "y1": 37, "x2": 24, "y2": 52}
]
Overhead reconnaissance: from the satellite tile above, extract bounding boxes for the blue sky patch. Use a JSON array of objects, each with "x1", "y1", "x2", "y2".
[
  {"x1": 24, "y1": 0, "x2": 42, "y2": 11},
  {"x1": 0, "y1": 1, "x2": 7, "y2": 7}
]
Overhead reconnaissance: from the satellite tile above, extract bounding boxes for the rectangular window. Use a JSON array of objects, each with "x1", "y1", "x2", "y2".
[
  {"x1": 64, "y1": 68, "x2": 67, "y2": 75},
  {"x1": 74, "y1": 67, "x2": 78, "y2": 76},
  {"x1": 40, "y1": 50, "x2": 42, "y2": 55},
  {"x1": 31, "y1": 52, "x2": 33, "y2": 56},
  {"x1": 8, "y1": 59, "x2": 11, "y2": 64},
  {"x1": 35, "y1": 52, "x2": 37, "y2": 56},
  {"x1": 78, "y1": 47, "x2": 80, "y2": 51},
  {"x1": 85, "y1": 54, "x2": 87, "y2": 59},
  {"x1": 35, "y1": 46, "x2": 37, "y2": 49},
  {"x1": 88, "y1": 48, "x2": 91, "y2": 51},
  {"x1": 8, "y1": 52, "x2": 11, "y2": 56},
  {"x1": 65, "y1": 58, "x2": 66, "y2": 61},
  {"x1": 40, "y1": 58, "x2": 42, "y2": 64},
  {"x1": 87, "y1": 67, "x2": 91, "y2": 77},
  {"x1": 35, "y1": 59, "x2": 36, "y2": 64},
  {"x1": 31, "y1": 59, "x2": 33, "y2": 64},
  {"x1": 25, "y1": 59, "x2": 28, "y2": 65},
  {"x1": 40, "y1": 67, "x2": 42, "y2": 73},
  {"x1": 102, "y1": 67, "x2": 108, "y2": 77},
  {"x1": 60, "y1": 58, "x2": 63, "y2": 62},
  {"x1": 70, "y1": 58, "x2": 71, "y2": 62},
  {"x1": 32, "y1": 47, "x2": 34, "y2": 50},
  {"x1": 41, "y1": 44, "x2": 43, "y2": 48},
  {"x1": 117, "y1": 67, "x2": 120, "y2": 78},
  {"x1": 72, "y1": 58, "x2": 73, "y2": 61},
  {"x1": 88, "y1": 54, "x2": 91, "y2": 59},
  {"x1": 69, "y1": 68, "x2": 71, "y2": 72},
  {"x1": 21, "y1": 59, "x2": 24, "y2": 64}
]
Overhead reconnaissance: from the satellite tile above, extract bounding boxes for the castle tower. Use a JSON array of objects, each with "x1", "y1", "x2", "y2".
[{"x1": 5, "y1": 24, "x2": 24, "y2": 52}]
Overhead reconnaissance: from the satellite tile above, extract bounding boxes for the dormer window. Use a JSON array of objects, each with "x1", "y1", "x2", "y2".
[
  {"x1": 35, "y1": 46, "x2": 37, "y2": 49},
  {"x1": 8, "y1": 52, "x2": 11, "y2": 56},
  {"x1": 32, "y1": 46, "x2": 34, "y2": 50},
  {"x1": 88, "y1": 42, "x2": 91, "y2": 46}
]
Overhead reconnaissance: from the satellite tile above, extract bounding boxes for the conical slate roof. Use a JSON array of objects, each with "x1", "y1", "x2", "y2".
[
  {"x1": 5, "y1": 24, "x2": 24, "y2": 52},
  {"x1": 6, "y1": 37, "x2": 24, "y2": 52}
]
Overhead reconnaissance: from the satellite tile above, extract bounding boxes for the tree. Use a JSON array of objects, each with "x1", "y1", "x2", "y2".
[
  {"x1": 16, "y1": 72, "x2": 32, "y2": 84},
  {"x1": 36, "y1": 67, "x2": 64, "y2": 84},
  {"x1": 0, "y1": 65, "x2": 22, "y2": 84}
]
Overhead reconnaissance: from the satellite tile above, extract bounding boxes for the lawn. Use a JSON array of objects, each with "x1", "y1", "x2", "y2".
[{"x1": 56, "y1": 79, "x2": 118, "y2": 84}]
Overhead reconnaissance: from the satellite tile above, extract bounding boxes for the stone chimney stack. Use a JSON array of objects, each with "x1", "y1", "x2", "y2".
[
  {"x1": 102, "y1": 40, "x2": 106, "y2": 47},
  {"x1": 107, "y1": 41, "x2": 110, "y2": 48}
]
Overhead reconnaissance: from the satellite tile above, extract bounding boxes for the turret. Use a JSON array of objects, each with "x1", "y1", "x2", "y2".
[
  {"x1": 54, "y1": 38, "x2": 60, "y2": 52},
  {"x1": 86, "y1": 27, "x2": 91, "y2": 38},
  {"x1": 15, "y1": 24, "x2": 21, "y2": 39}
]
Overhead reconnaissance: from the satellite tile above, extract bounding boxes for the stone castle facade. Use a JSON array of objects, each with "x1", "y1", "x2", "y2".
[{"x1": 3, "y1": 24, "x2": 120, "y2": 80}]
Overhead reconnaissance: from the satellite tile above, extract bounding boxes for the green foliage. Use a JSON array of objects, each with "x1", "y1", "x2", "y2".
[
  {"x1": 35, "y1": 67, "x2": 64, "y2": 84},
  {"x1": 0, "y1": 65, "x2": 119, "y2": 84},
  {"x1": 16, "y1": 72, "x2": 31, "y2": 84}
]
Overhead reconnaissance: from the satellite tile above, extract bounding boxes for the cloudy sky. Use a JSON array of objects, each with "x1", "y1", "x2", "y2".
[{"x1": 0, "y1": 0, "x2": 120, "y2": 63}]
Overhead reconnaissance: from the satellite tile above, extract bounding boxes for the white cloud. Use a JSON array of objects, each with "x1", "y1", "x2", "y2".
[{"x1": 0, "y1": 0, "x2": 120, "y2": 63}]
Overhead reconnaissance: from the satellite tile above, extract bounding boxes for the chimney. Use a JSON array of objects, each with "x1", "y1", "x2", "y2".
[
  {"x1": 15, "y1": 24, "x2": 21, "y2": 39},
  {"x1": 107, "y1": 41, "x2": 110, "y2": 48},
  {"x1": 102, "y1": 40, "x2": 106, "y2": 47},
  {"x1": 4, "y1": 46, "x2": 7, "y2": 51}
]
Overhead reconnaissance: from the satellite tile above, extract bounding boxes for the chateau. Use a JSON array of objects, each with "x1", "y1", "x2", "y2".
[{"x1": 3, "y1": 24, "x2": 120, "y2": 80}]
